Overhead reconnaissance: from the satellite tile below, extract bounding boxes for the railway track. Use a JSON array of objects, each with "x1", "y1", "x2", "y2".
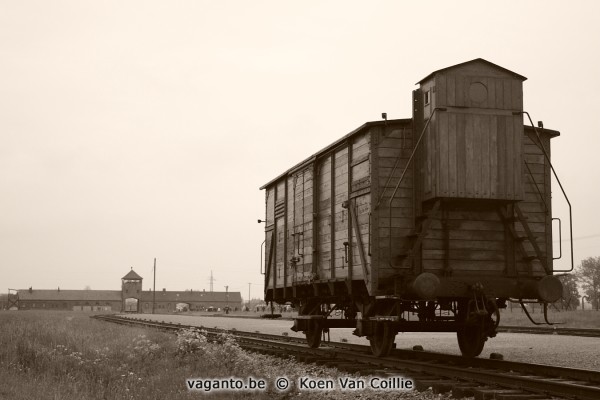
[
  {"x1": 93, "y1": 314, "x2": 600, "y2": 399},
  {"x1": 149, "y1": 312, "x2": 600, "y2": 338},
  {"x1": 499, "y1": 325, "x2": 600, "y2": 337}
]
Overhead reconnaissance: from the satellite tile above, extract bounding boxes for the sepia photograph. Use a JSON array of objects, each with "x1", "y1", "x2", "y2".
[{"x1": 1, "y1": 1, "x2": 600, "y2": 399}]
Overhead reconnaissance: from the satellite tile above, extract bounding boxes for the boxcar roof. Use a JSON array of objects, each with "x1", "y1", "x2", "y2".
[
  {"x1": 260, "y1": 118, "x2": 412, "y2": 190},
  {"x1": 417, "y1": 58, "x2": 527, "y2": 84}
]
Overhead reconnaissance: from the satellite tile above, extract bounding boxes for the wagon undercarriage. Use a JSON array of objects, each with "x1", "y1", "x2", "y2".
[{"x1": 290, "y1": 295, "x2": 502, "y2": 357}]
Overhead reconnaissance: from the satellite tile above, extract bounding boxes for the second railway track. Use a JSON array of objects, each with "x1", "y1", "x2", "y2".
[{"x1": 94, "y1": 314, "x2": 600, "y2": 400}]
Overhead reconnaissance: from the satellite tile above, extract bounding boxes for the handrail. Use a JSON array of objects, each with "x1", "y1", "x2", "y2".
[
  {"x1": 260, "y1": 240, "x2": 265, "y2": 275},
  {"x1": 553, "y1": 218, "x2": 562, "y2": 260},
  {"x1": 380, "y1": 107, "x2": 445, "y2": 266},
  {"x1": 518, "y1": 111, "x2": 574, "y2": 273}
]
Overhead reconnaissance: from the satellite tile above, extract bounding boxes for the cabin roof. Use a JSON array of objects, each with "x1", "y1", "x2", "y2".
[
  {"x1": 417, "y1": 58, "x2": 527, "y2": 84},
  {"x1": 122, "y1": 269, "x2": 143, "y2": 280}
]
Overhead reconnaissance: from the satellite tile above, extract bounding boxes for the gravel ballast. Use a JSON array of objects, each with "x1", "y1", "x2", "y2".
[{"x1": 127, "y1": 313, "x2": 600, "y2": 371}]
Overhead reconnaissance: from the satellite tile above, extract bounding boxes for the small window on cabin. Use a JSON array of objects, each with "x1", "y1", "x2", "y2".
[{"x1": 424, "y1": 90, "x2": 430, "y2": 105}]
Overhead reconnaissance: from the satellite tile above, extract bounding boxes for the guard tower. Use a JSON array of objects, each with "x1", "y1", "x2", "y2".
[{"x1": 121, "y1": 269, "x2": 143, "y2": 312}]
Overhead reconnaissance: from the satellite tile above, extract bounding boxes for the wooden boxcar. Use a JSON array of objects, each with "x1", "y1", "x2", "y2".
[{"x1": 260, "y1": 59, "x2": 568, "y2": 357}]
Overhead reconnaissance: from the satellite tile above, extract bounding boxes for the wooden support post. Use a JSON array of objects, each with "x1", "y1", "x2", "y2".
[
  {"x1": 347, "y1": 140, "x2": 353, "y2": 294},
  {"x1": 312, "y1": 162, "x2": 318, "y2": 280},
  {"x1": 330, "y1": 153, "x2": 335, "y2": 280},
  {"x1": 283, "y1": 178, "x2": 288, "y2": 299},
  {"x1": 503, "y1": 204, "x2": 517, "y2": 277}
]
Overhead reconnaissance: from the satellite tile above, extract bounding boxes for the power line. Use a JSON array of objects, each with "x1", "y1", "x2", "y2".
[
  {"x1": 554, "y1": 233, "x2": 600, "y2": 243},
  {"x1": 207, "y1": 270, "x2": 216, "y2": 292}
]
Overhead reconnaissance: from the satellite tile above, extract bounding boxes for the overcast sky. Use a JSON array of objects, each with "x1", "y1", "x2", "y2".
[{"x1": 1, "y1": 1, "x2": 599, "y2": 299}]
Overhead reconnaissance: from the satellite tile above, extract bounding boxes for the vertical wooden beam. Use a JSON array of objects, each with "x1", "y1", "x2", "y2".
[
  {"x1": 330, "y1": 153, "x2": 335, "y2": 280},
  {"x1": 349, "y1": 199, "x2": 369, "y2": 287},
  {"x1": 442, "y1": 205, "x2": 450, "y2": 276},
  {"x1": 370, "y1": 127, "x2": 379, "y2": 292},
  {"x1": 543, "y1": 134, "x2": 553, "y2": 272},
  {"x1": 502, "y1": 204, "x2": 517, "y2": 277},
  {"x1": 347, "y1": 140, "x2": 353, "y2": 294},
  {"x1": 272, "y1": 184, "x2": 278, "y2": 295},
  {"x1": 312, "y1": 162, "x2": 318, "y2": 278},
  {"x1": 412, "y1": 90, "x2": 424, "y2": 275},
  {"x1": 283, "y1": 178, "x2": 288, "y2": 299},
  {"x1": 264, "y1": 231, "x2": 275, "y2": 300}
]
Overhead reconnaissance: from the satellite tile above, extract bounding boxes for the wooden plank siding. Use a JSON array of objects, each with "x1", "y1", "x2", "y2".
[
  {"x1": 263, "y1": 125, "x2": 556, "y2": 297},
  {"x1": 349, "y1": 131, "x2": 371, "y2": 282},
  {"x1": 316, "y1": 156, "x2": 332, "y2": 280},
  {"x1": 424, "y1": 112, "x2": 523, "y2": 201},
  {"x1": 515, "y1": 129, "x2": 554, "y2": 275},
  {"x1": 288, "y1": 168, "x2": 314, "y2": 285},
  {"x1": 263, "y1": 123, "x2": 556, "y2": 297},
  {"x1": 373, "y1": 124, "x2": 415, "y2": 287},
  {"x1": 421, "y1": 59, "x2": 525, "y2": 203},
  {"x1": 333, "y1": 147, "x2": 350, "y2": 280},
  {"x1": 422, "y1": 210, "x2": 510, "y2": 275},
  {"x1": 419, "y1": 128, "x2": 553, "y2": 277},
  {"x1": 274, "y1": 180, "x2": 286, "y2": 288}
]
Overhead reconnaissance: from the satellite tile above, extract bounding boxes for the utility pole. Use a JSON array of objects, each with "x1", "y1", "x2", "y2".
[
  {"x1": 152, "y1": 258, "x2": 156, "y2": 314},
  {"x1": 225, "y1": 285, "x2": 229, "y2": 314},
  {"x1": 248, "y1": 283, "x2": 251, "y2": 309}
]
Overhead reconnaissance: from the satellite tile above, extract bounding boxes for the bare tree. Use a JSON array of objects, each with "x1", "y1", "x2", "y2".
[
  {"x1": 577, "y1": 257, "x2": 600, "y2": 311},
  {"x1": 84, "y1": 285, "x2": 91, "y2": 290}
]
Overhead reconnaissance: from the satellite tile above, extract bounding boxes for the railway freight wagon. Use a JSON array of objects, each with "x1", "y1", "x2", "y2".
[{"x1": 260, "y1": 59, "x2": 571, "y2": 357}]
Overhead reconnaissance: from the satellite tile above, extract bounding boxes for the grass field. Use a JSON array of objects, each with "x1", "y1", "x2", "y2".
[
  {"x1": 499, "y1": 307, "x2": 600, "y2": 328},
  {"x1": 0, "y1": 311, "x2": 309, "y2": 399},
  {"x1": 0, "y1": 311, "x2": 442, "y2": 400}
]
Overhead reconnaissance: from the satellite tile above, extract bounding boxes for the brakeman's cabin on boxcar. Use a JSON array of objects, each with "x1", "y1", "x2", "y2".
[{"x1": 260, "y1": 58, "x2": 572, "y2": 357}]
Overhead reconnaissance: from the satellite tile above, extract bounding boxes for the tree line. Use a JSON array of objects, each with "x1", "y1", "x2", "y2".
[{"x1": 556, "y1": 256, "x2": 600, "y2": 311}]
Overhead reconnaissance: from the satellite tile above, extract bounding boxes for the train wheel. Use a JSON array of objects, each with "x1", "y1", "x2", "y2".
[
  {"x1": 305, "y1": 321, "x2": 322, "y2": 348},
  {"x1": 457, "y1": 323, "x2": 486, "y2": 358},
  {"x1": 369, "y1": 323, "x2": 396, "y2": 357}
]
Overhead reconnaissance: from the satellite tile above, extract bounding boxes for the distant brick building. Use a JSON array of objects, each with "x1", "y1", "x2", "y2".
[{"x1": 13, "y1": 269, "x2": 242, "y2": 313}]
